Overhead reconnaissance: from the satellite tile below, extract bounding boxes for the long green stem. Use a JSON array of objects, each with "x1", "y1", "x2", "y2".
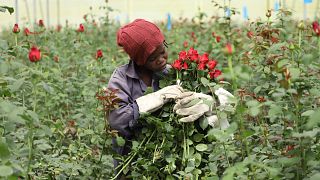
[
  {"x1": 318, "y1": 37, "x2": 320, "y2": 57},
  {"x1": 15, "y1": 35, "x2": 18, "y2": 46},
  {"x1": 111, "y1": 132, "x2": 151, "y2": 180},
  {"x1": 26, "y1": 126, "x2": 33, "y2": 179},
  {"x1": 182, "y1": 124, "x2": 186, "y2": 165},
  {"x1": 297, "y1": 30, "x2": 302, "y2": 68},
  {"x1": 227, "y1": 55, "x2": 236, "y2": 91}
]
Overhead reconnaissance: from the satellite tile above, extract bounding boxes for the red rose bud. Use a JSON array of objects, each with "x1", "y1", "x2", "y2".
[
  {"x1": 56, "y1": 25, "x2": 62, "y2": 32},
  {"x1": 187, "y1": 47, "x2": 198, "y2": 61},
  {"x1": 191, "y1": 32, "x2": 195, "y2": 38},
  {"x1": 247, "y1": 31, "x2": 254, "y2": 38},
  {"x1": 216, "y1": 36, "x2": 221, "y2": 43},
  {"x1": 271, "y1": 37, "x2": 279, "y2": 43},
  {"x1": 182, "y1": 62, "x2": 188, "y2": 70},
  {"x1": 172, "y1": 59, "x2": 182, "y2": 70},
  {"x1": 183, "y1": 41, "x2": 188, "y2": 48},
  {"x1": 24, "y1": 28, "x2": 31, "y2": 36},
  {"x1": 224, "y1": 43, "x2": 233, "y2": 55},
  {"x1": 312, "y1": 21, "x2": 320, "y2": 36},
  {"x1": 38, "y1": 19, "x2": 45, "y2": 27},
  {"x1": 179, "y1": 51, "x2": 187, "y2": 61},
  {"x1": 77, "y1": 24, "x2": 84, "y2": 32},
  {"x1": 28, "y1": 46, "x2": 41, "y2": 62},
  {"x1": 12, "y1": 24, "x2": 20, "y2": 34},
  {"x1": 53, "y1": 55, "x2": 59, "y2": 63},
  {"x1": 209, "y1": 69, "x2": 222, "y2": 79},
  {"x1": 212, "y1": 32, "x2": 215, "y2": 37},
  {"x1": 207, "y1": 60, "x2": 217, "y2": 70},
  {"x1": 95, "y1": 49, "x2": 103, "y2": 59},
  {"x1": 199, "y1": 53, "x2": 209, "y2": 64},
  {"x1": 197, "y1": 63, "x2": 206, "y2": 70}
]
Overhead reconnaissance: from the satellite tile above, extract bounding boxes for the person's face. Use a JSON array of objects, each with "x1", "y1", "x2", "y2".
[{"x1": 144, "y1": 43, "x2": 168, "y2": 72}]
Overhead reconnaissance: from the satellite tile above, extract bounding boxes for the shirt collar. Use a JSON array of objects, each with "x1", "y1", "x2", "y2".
[{"x1": 126, "y1": 60, "x2": 140, "y2": 79}]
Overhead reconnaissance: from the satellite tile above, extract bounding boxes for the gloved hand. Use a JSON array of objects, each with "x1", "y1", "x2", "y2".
[
  {"x1": 174, "y1": 88, "x2": 234, "y2": 129},
  {"x1": 214, "y1": 87, "x2": 234, "y2": 108},
  {"x1": 173, "y1": 92, "x2": 214, "y2": 123},
  {"x1": 136, "y1": 85, "x2": 184, "y2": 113}
]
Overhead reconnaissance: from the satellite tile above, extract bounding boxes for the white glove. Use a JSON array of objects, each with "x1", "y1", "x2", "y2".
[
  {"x1": 174, "y1": 88, "x2": 234, "y2": 129},
  {"x1": 173, "y1": 92, "x2": 214, "y2": 122},
  {"x1": 214, "y1": 88, "x2": 234, "y2": 108},
  {"x1": 206, "y1": 115, "x2": 230, "y2": 130},
  {"x1": 136, "y1": 85, "x2": 183, "y2": 113}
]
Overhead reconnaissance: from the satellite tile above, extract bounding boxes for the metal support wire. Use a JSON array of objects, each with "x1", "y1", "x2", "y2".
[
  {"x1": 24, "y1": 0, "x2": 31, "y2": 25},
  {"x1": 57, "y1": 0, "x2": 60, "y2": 26},
  {"x1": 47, "y1": 0, "x2": 50, "y2": 27},
  {"x1": 15, "y1": 0, "x2": 19, "y2": 24}
]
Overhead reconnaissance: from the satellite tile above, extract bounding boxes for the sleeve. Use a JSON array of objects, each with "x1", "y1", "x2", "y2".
[{"x1": 107, "y1": 69, "x2": 140, "y2": 138}]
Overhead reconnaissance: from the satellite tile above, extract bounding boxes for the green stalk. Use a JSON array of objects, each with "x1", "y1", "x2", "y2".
[
  {"x1": 182, "y1": 123, "x2": 186, "y2": 165},
  {"x1": 111, "y1": 135, "x2": 149, "y2": 180},
  {"x1": 318, "y1": 37, "x2": 320, "y2": 57},
  {"x1": 297, "y1": 29, "x2": 302, "y2": 67},
  {"x1": 26, "y1": 126, "x2": 33, "y2": 179},
  {"x1": 227, "y1": 55, "x2": 236, "y2": 91},
  {"x1": 15, "y1": 34, "x2": 18, "y2": 46},
  {"x1": 186, "y1": 124, "x2": 189, "y2": 157}
]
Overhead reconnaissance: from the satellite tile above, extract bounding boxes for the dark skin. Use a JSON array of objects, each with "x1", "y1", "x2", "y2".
[{"x1": 136, "y1": 43, "x2": 168, "y2": 86}]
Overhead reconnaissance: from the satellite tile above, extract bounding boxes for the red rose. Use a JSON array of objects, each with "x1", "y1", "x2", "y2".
[
  {"x1": 216, "y1": 36, "x2": 221, "y2": 43},
  {"x1": 312, "y1": 21, "x2": 320, "y2": 36},
  {"x1": 182, "y1": 62, "x2": 188, "y2": 70},
  {"x1": 247, "y1": 31, "x2": 254, "y2": 38},
  {"x1": 209, "y1": 69, "x2": 222, "y2": 79},
  {"x1": 199, "y1": 53, "x2": 209, "y2": 64},
  {"x1": 212, "y1": 32, "x2": 215, "y2": 37},
  {"x1": 53, "y1": 55, "x2": 59, "y2": 63},
  {"x1": 187, "y1": 47, "x2": 198, "y2": 62},
  {"x1": 24, "y1": 28, "x2": 31, "y2": 36},
  {"x1": 38, "y1": 19, "x2": 45, "y2": 27},
  {"x1": 207, "y1": 60, "x2": 217, "y2": 70},
  {"x1": 56, "y1": 25, "x2": 62, "y2": 32},
  {"x1": 271, "y1": 37, "x2": 279, "y2": 43},
  {"x1": 77, "y1": 24, "x2": 85, "y2": 32},
  {"x1": 191, "y1": 32, "x2": 195, "y2": 38},
  {"x1": 197, "y1": 63, "x2": 206, "y2": 70},
  {"x1": 29, "y1": 46, "x2": 41, "y2": 62},
  {"x1": 179, "y1": 51, "x2": 187, "y2": 61},
  {"x1": 172, "y1": 59, "x2": 182, "y2": 70},
  {"x1": 225, "y1": 43, "x2": 233, "y2": 54},
  {"x1": 12, "y1": 24, "x2": 20, "y2": 34},
  {"x1": 96, "y1": 49, "x2": 103, "y2": 59}
]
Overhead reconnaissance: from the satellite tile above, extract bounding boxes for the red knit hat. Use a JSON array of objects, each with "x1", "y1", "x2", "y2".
[{"x1": 117, "y1": 19, "x2": 165, "y2": 65}]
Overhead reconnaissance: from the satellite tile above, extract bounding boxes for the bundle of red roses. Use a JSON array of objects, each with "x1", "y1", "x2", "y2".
[{"x1": 171, "y1": 47, "x2": 222, "y2": 91}]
